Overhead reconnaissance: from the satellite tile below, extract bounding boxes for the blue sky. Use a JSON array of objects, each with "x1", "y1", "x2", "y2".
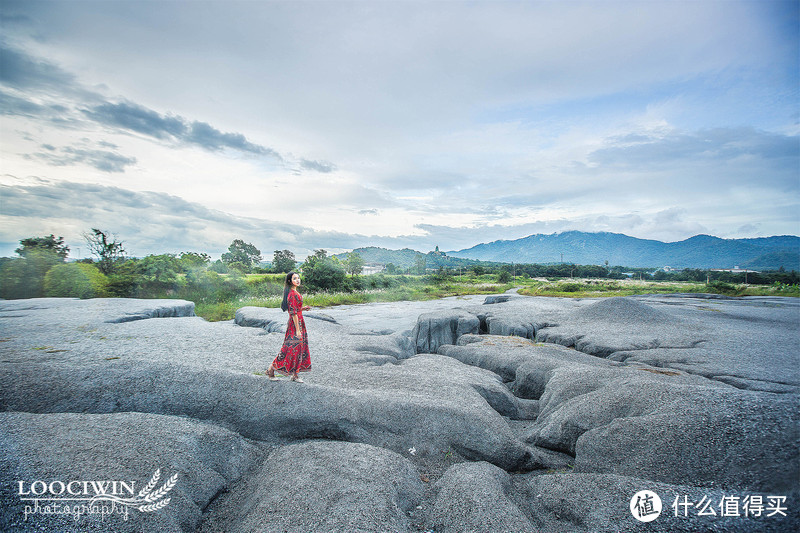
[{"x1": 0, "y1": 0, "x2": 798, "y2": 259}]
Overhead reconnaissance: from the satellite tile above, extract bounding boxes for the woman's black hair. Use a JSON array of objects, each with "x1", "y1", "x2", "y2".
[{"x1": 281, "y1": 271, "x2": 297, "y2": 312}]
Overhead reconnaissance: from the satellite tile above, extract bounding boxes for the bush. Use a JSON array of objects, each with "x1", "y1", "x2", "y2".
[
  {"x1": 0, "y1": 250, "x2": 63, "y2": 299},
  {"x1": 136, "y1": 254, "x2": 182, "y2": 296},
  {"x1": 44, "y1": 263, "x2": 108, "y2": 298},
  {"x1": 558, "y1": 282, "x2": 584, "y2": 292},
  {"x1": 303, "y1": 259, "x2": 347, "y2": 292},
  {"x1": 179, "y1": 268, "x2": 248, "y2": 303}
]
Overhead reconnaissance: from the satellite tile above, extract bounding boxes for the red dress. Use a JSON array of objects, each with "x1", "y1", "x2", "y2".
[{"x1": 272, "y1": 290, "x2": 311, "y2": 375}]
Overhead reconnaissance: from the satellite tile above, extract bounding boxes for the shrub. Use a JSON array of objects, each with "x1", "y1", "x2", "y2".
[
  {"x1": 0, "y1": 250, "x2": 63, "y2": 299},
  {"x1": 44, "y1": 263, "x2": 108, "y2": 298},
  {"x1": 557, "y1": 282, "x2": 584, "y2": 292},
  {"x1": 303, "y1": 259, "x2": 347, "y2": 292}
]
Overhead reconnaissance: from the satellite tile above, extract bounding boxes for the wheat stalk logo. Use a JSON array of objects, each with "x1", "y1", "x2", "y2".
[{"x1": 89, "y1": 469, "x2": 178, "y2": 513}]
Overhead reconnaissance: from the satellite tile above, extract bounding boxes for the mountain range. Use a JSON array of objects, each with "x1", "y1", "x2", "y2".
[
  {"x1": 448, "y1": 231, "x2": 799, "y2": 270},
  {"x1": 342, "y1": 232, "x2": 799, "y2": 271}
]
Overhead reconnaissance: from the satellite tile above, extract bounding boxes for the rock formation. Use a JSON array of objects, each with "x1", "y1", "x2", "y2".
[{"x1": 1, "y1": 295, "x2": 797, "y2": 532}]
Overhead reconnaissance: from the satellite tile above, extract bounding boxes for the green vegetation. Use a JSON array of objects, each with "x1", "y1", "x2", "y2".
[{"x1": 2, "y1": 233, "x2": 797, "y2": 322}]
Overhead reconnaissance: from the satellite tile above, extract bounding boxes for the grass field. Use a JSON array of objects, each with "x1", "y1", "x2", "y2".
[{"x1": 192, "y1": 274, "x2": 798, "y2": 322}]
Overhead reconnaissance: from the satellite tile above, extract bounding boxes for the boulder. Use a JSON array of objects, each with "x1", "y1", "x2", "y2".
[
  {"x1": 410, "y1": 309, "x2": 480, "y2": 354},
  {"x1": 199, "y1": 441, "x2": 424, "y2": 533},
  {"x1": 430, "y1": 461, "x2": 535, "y2": 533},
  {"x1": 0, "y1": 411, "x2": 264, "y2": 533}
]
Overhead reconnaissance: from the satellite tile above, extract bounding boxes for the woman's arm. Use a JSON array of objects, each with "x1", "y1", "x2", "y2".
[{"x1": 293, "y1": 314, "x2": 302, "y2": 338}]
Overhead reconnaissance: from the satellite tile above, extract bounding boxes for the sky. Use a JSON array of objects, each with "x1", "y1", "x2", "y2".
[{"x1": 0, "y1": 0, "x2": 798, "y2": 260}]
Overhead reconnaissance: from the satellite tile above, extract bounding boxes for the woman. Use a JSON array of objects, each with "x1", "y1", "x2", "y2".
[{"x1": 267, "y1": 271, "x2": 311, "y2": 382}]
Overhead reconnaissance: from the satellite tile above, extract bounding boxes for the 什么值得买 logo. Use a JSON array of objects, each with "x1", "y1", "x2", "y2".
[
  {"x1": 630, "y1": 490, "x2": 663, "y2": 522},
  {"x1": 17, "y1": 468, "x2": 178, "y2": 522}
]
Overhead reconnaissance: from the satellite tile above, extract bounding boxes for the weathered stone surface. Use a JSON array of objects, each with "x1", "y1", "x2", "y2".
[
  {"x1": 411, "y1": 309, "x2": 480, "y2": 354},
  {"x1": 0, "y1": 411, "x2": 264, "y2": 533},
  {"x1": 200, "y1": 441, "x2": 424, "y2": 533},
  {"x1": 430, "y1": 464, "x2": 800, "y2": 533},
  {"x1": 430, "y1": 461, "x2": 536, "y2": 533},
  {"x1": 0, "y1": 299, "x2": 538, "y2": 474},
  {"x1": 1, "y1": 294, "x2": 798, "y2": 532},
  {"x1": 440, "y1": 336, "x2": 799, "y2": 493},
  {"x1": 514, "y1": 472, "x2": 798, "y2": 533}
]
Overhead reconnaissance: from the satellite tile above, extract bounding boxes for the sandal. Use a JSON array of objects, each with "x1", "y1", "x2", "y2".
[
  {"x1": 290, "y1": 376, "x2": 304, "y2": 383},
  {"x1": 267, "y1": 365, "x2": 279, "y2": 380}
]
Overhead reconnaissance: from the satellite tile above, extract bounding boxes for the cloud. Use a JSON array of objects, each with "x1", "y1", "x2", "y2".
[
  {"x1": 24, "y1": 143, "x2": 137, "y2": 173},
  {"x1": 80, "y1": 101, "x2": 280, "y2": 158},
  {"x1": 0, "y1": 43, "x2": 77, "y2": 93},
  {"x1": 0, "y1": 180, "x2": 381, "y2": 258},
  {"x1": 299, "y1": 159, "x2": 336, "y2": 173},
  {"x1": 590, "y1": 127, "x2": 799, "y2": 170},
  {"x1": 0, "y1": 45, "x2": 296, "y2": 163}
]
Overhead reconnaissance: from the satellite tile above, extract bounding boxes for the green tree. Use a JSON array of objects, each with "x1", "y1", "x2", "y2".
[
  {"x1": 83, "y1": 228, "x2": 125, "y2": 275},
  {"x1": 16, "y1": 234, "x2": 70, "y2": 260},
  {"x1": 497, "y1": 270, "x2": 512, "y2": 283},
  {"x1": 414, "y1": 255, "x2": 427, "y2": 275},
  {"x1": 306, "y1": 249, "x2": 328, "y2": 265},
  {"x1": 0, "y1": 250, "x2": 63, "y2": 299},
  {"x1": 209, "y1": 259, "x2": 229, "y2": 274},
  {"x1": 302, "y1": 253, "x2": 346, "y2": 291},
  {"x1": 104, "y1": 259, "x2": 139, "y2": 297},
  {"x1": 272, "y1": 249, "x2": 296, "y2": 273},
  {"x1": 179, "y1": 252, "x2": 210, "y2": 270},
  {"x1": 137, "y1": 254, "x2": 182, "y2": 292},
  {"x1": 345, "y1": 252, "x2": 365, "y2": 276},
  {"x1": 44, "y1": 263, "x2": 108, "y2": 298},
  {"x1": 384, "y1": 263, "x2": 398, "y2": 275},
  {"x1": 221, "y1": 239, "x2": 262, "y2": 272}
]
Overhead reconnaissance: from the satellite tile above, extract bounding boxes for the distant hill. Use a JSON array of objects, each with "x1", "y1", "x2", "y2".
[
  {"x1": 334, "y1": 246, "x2": 489, "y2": 269},
  {"x1": 447, "y1": 231, "x2": 800, "y2": 270}
]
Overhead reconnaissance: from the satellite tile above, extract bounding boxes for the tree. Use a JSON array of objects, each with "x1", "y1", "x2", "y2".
[
  {"x1": 345, "y1": 253, "x2": 365, "y2": 276},
  {"x1": 272, "y1": 249, "x2": 296, "y2": 273},
  {"x1": 414, "y1": 255, "x2": 427, "y2": 275},
  {"x1": 209, "y1": 259, "x2": 229, "y2": 273},
  {"x1": 302, "y1": 258, "x2": 346, "y2": 291},
  {"x1": 179, "y1": 252, "x2": 210, "y2": 270},
  {"x1": 221, "y1": 239, "x2": 262, "y2": 272},
  {"x1": 306, "y1": 249, "x2": 328, "y2": 265},
  {"x1": 44, "y1": 263, "x2": 108, "y2": 298},
  {"x1": 83, "y1": 228, "x2": 125, "y2": 275},
  {"x1": 384, "y1": 262, "x2": 398, "y2": 275},
  {"x1": 16, "y1": 234, "x2": 70, "y2": 260},
  {"x1": 0, "y1": 250, "x2": 62, "y2": 299},
  {"x1": 137, "y1": 254, "x2": 181, "y2": 287}
]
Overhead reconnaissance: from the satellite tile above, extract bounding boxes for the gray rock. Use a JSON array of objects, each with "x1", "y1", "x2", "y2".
[
  {"x1": 515, "y1": 472, "x2": 798, "y2": 533},
  {"x1": 483, "y1": 294, "x2": 514, "y2": 304},
  {"x1": 2, "y1": 294, "x2": 798, "y2": 533},
  {"x1": 430, "y1": 461, "x2": 536, "y2": 533},
  {"x1": 438, "y1": 335, "x2": 800, "y2": 493},
  {"x1": 199, "y1": 441, "x2": 424, "y2": 533},
  {"x1": 0, "y1": 411, "x2": 264, "y2": 533},
  {"x1": 410, "y1": 309, "x2": 480, "y2": 354}
]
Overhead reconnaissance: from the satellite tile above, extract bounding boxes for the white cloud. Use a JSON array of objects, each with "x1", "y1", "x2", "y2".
[{"x1": 0, "y1": 0, "x2": 797, "y2": 258}]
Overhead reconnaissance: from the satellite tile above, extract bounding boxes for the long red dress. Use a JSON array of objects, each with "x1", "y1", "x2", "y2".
[{"x1": 271, "y1": 289, "x2": 311, "y2": 375}]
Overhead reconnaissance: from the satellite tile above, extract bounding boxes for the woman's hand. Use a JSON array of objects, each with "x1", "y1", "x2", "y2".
[{"x1": 302, "y1": 305, "x2": 311, "y2": 311}]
